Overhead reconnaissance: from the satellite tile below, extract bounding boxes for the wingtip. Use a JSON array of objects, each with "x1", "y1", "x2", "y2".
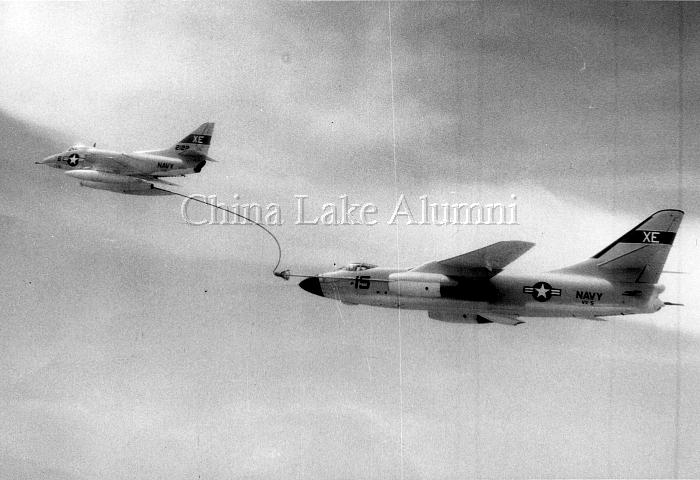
[{"x1": 654, "y1": 208, "x2": 684, "y2": 214}]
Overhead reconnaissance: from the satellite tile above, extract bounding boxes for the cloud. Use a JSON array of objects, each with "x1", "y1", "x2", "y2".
[{"x1": 1, "y1": 1, "x2": 695, "y2": 213}]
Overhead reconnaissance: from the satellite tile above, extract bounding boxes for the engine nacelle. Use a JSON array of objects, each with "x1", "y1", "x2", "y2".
[{"x1": 388, "y1": 271, "x2": 456, "y2": 298}]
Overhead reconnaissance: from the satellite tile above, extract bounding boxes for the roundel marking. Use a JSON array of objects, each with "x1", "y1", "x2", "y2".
[
  {"x1": 531, "y1": 281, "x2": 553, "y2": 302},
  {"x1": 522, "y1": 281, "x2": 562, "y2": 302},
  {"x1": 67, "y1": 153, "x2": 80, "y2": 166}
]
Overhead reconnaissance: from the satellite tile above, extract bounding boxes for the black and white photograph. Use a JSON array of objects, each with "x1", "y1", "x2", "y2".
[{"x1": 1, "y1": 2, "x2": 699, "y2": 478}]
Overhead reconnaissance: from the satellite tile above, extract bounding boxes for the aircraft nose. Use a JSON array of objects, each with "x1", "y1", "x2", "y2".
[{"x1": 299, "y1": 277, "x2": 324, "y2": 297}]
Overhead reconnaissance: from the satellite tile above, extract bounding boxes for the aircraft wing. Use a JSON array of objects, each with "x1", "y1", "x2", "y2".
[
  {"x1": 100, "y1": 155, "x2": 147, "y2": 176},
  {"x1": 412, "y1": 240, "x2": 535, "y2": 277},
  {"x1": 95, "y1": 156, "x2": 181, "y2": 186}
]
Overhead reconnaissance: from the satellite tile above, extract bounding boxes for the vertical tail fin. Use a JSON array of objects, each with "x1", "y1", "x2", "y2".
[
  {"x1": 555, "y1": 209, "x2": 684, "y2": 283},
  {"x1": 160, "y1": 122, "x2": 215, "y2": 157}
]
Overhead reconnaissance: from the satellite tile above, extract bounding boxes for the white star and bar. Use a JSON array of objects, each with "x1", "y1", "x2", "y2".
[
  {"x1": 67, "y1": 153, "x2": 80, "y2": 166},
  {"x1": 523, "y1": 281, "x2": 561, "y2": 302}
]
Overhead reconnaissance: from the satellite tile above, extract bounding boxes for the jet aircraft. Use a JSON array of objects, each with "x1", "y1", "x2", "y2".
[
  {"x1": 299, "y1": 209, "x2": 684, "y2": 325},
  {"x1": 36, "y1": 123, "x2": 216, "y2": 195}
]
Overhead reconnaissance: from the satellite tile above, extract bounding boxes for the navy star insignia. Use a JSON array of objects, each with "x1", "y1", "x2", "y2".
[
  {"x1": 67, "y1": 153, "x2": 80, "y2": 166},
  {"x1": 523, "y1": 281, "x2": 561, "y2": 302}
]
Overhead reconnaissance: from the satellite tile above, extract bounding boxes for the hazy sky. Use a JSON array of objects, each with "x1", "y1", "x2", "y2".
[{"x1": 1, "y1": 2, "x2": 699, "y2": 479}]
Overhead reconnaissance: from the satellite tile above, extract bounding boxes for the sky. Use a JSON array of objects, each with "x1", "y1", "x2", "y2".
[{"x1": 0, "y1": 1, "x2": 699, "y2": 479}]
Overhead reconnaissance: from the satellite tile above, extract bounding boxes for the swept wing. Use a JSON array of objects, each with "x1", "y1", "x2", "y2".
[{"x1": 412, "y1": 240, "x2": 535, "y2": 277}]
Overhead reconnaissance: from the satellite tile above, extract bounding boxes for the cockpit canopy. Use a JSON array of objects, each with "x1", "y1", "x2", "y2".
[
  {"x1": 338, "y1": 262, "x2": 377, "y2": 272},
  {"x1": 67, "y1": 144, "x2": 87, "y2": 152}
]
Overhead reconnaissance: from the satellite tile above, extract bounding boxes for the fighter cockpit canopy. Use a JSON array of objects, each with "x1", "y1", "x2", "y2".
[
  {"x1": 67, "y1": 144, "x2": 87, "y2": 152},
  {"x1": 338, "y1": 262, "x2": 377, "y2": 272}
]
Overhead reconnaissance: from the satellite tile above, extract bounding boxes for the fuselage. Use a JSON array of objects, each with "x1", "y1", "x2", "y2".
[
  {"x1": 41, "y1": 145, "x2": 199, "y2": 177},
  {"x1": 304, "y1": 266, "x2": 665, "y2": 319}
]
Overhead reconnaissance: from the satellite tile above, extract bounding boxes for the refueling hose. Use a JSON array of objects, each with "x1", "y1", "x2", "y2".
[{"x1": 152, "y1": 186, "x2": 291, "y2": 279}]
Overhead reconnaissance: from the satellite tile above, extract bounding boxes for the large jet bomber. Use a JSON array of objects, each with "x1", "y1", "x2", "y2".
[
  {"x1": 37, "y1": 123, "x2": 215, "y2": 195},
  {"x1": 299, "y1": 210, "x2": 684, "y2": 325}
]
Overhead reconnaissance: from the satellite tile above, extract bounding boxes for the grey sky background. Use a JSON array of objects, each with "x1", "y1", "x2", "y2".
[{"x1": 1, "y1": 2, "x2": 699, "y2": 479}]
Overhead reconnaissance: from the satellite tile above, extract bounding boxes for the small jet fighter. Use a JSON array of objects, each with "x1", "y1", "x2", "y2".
[
  {"x1": 37, "y1": 123, "x2": 216, "y2": 195},
  {"x1": 299, "y1": 209, "x2": 684, "y2": 325}
]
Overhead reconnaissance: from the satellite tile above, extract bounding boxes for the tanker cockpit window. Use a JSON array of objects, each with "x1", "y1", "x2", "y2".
[{"x1": 341, "y1": 263, "x2": 377, "y2": 272}]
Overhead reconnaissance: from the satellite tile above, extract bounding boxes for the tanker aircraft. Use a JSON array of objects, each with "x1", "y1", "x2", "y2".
[
  {"x1": 299, "y1": 210, "x2": 684, "y2": 325},
  {"x1": 36, "y1": 123, "x2": 216, "y2": 195}
]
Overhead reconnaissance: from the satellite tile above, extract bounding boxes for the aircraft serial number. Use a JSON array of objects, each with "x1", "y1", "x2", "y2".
[{"x1": 354, "y1": 276, "x2": 370, "y2": 289}]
